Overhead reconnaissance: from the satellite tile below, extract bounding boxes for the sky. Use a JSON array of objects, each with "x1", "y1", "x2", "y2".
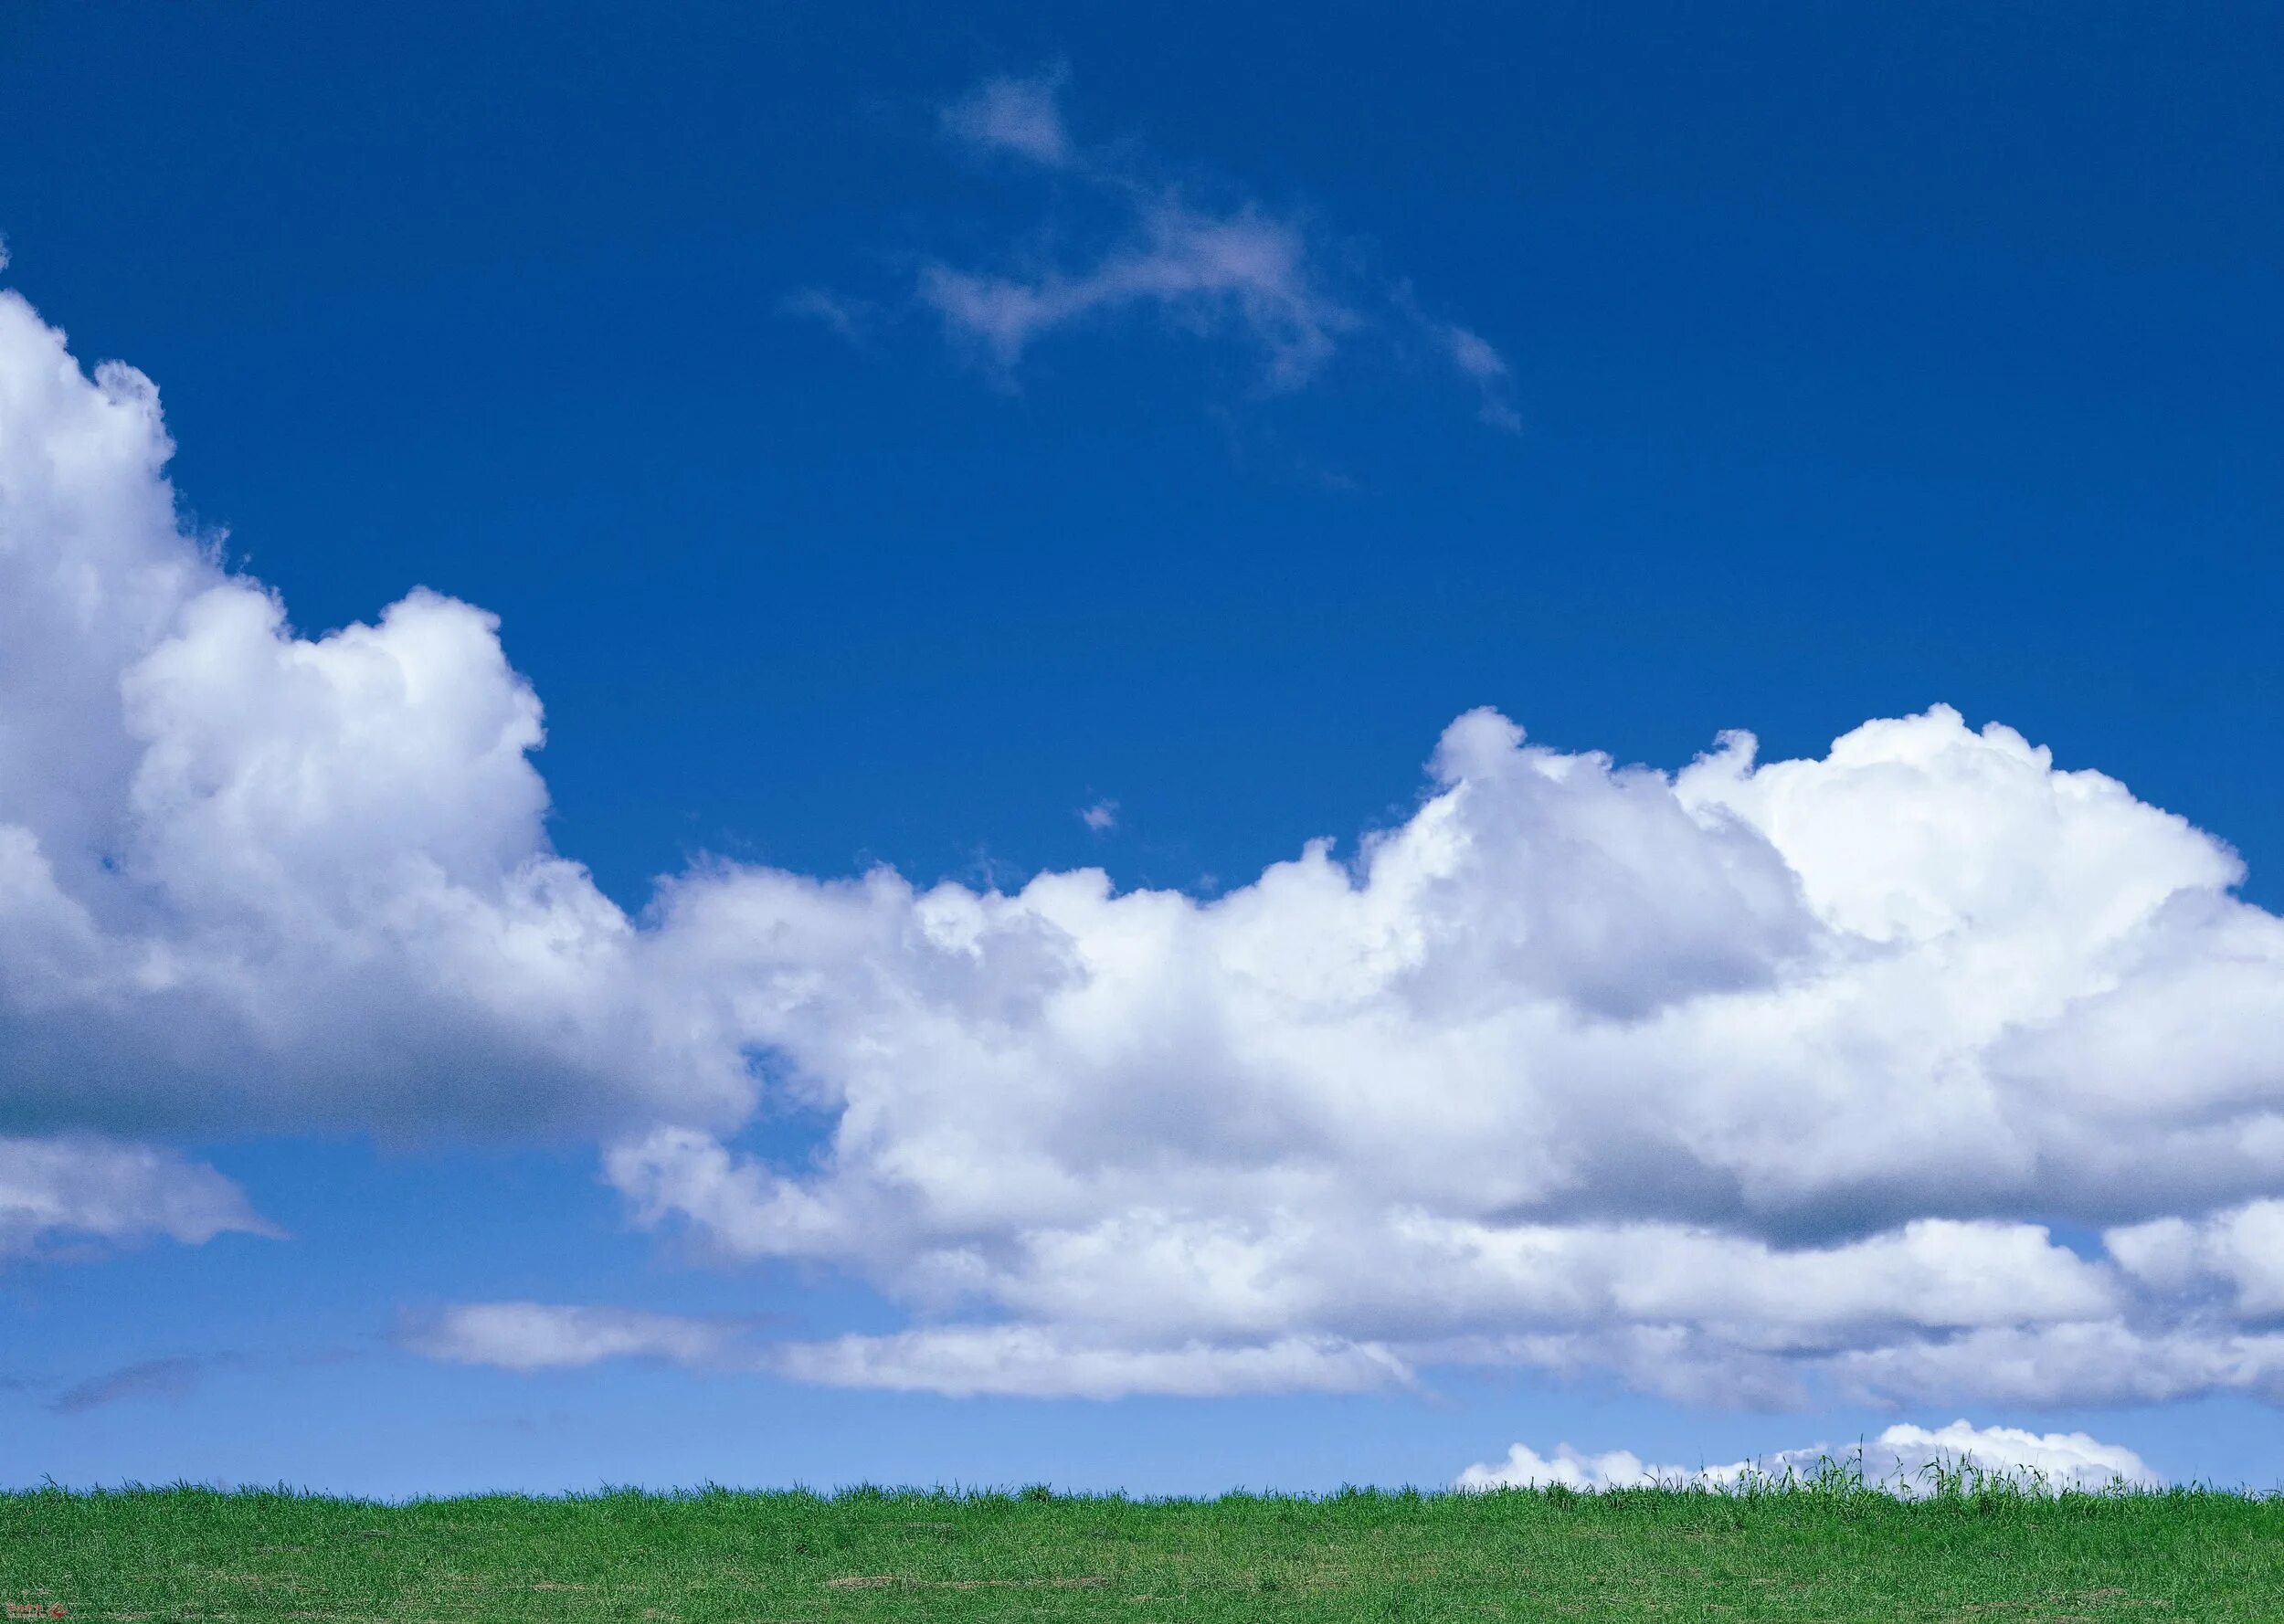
[{"x1": 2, "y1": 2, "x2": 2282, "y2": 1497}]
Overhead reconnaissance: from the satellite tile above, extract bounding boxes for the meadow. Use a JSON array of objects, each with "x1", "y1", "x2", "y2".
[{"x1": 5, "y1": 1475, "x2": 2282, "y2": 1622}]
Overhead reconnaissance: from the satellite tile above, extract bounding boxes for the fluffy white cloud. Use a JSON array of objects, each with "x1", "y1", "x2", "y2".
[
  {"x1": 0, "y1": 1134, "x2": 275, "y2": 1258},
  {"x1": 1455, "y1": 1442, "x2": 1688, "y2": 1492},
  {"x1": 2109, "y1": 1200, "x2": 2284, "y2": 1315},
  {"x1": 600, "y1": 702, "x2": 2279, "y2": 1401},
  {"x1": 7, "y1": 273, "x2": 2284, "y2": 1407},
  {"x1": 1457, "y1": 1420, "x2": 2160, "y2": 1495},
  {"x1": 402, "y1": 1302, "x2": 738, "y2": 1373},
  {"x1": 0, "y1": 287, "x2": 748, "y2": 1142}
]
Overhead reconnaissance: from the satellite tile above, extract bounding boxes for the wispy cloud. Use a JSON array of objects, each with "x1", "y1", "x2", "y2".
[
  {"x1": 51, "y1": 1354, "x2": 236, "y2": 1415},
  {"x1": 400, "y1": 1302, "x2": 745, "y2": 1373},
  {"x1": 779, "y1": 288, "x2": 874, "y2": 346},
  {"x1": 404, "y1": 1304, "x2": 1408, "y2": 1400},
  {"x1": 1079, "y1": 799, "x2": 1118, "y2": 832},
  {"x1": 920, "y1": 198, "x2": 1354, "y2": 389},
  {"x1": 1393, "y1": 283, "x2": 1521, "y2": 433},
  {"x1": 798, "y1": 68, "x2": 1514, "y2": 422},
  {"x1": 940, "y1": 67, "x2": 1073, "y2": 168}
]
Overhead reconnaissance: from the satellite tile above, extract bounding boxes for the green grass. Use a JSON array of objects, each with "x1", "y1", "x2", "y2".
[{"x1": 5, "y1": 1479, "x2": 2281, "y2": 1622}]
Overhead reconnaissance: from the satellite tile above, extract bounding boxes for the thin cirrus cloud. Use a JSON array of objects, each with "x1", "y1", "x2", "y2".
[
  {"x1": 1454, "y1": 1421, "x2": 2162, "y2": 1495},
  {"x1": 6, "y1": 272, "x2": 2284, "y2": 1409},
  {"x1": 939, "y1": 66, "x2": 1075, "y2": 168},
  {"x1": 801, "y1": 69, "x2": 1519, "y2": 424},
  {"x1": 48, "y1": 1354, "x2": 232, "y2": 1417}
]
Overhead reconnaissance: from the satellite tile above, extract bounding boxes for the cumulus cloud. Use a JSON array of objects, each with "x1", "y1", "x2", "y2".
[
  {"x1": 597, "y1": 704, "x2": 2282, "y2": 1403},
  {"x1": 1457, "y1": 1420, "x2": 2161, "y2": 1495},
  {"x1": 6, "y1": 276, "x2": 2284, "y2": 1407},
  {"x1": 0, "y1": 1135, "x2": 275, "y2": 1259},
  {"x1": 0, "y1": 285, "x2": 746, "y2": 1143},
  {"x1": 400, "y1": 1303, "x2": 740, "y2": 1373}
]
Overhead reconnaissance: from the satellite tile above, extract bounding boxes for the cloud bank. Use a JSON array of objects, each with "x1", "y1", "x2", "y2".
[
  {"x1": 1456, "y1": 1420, "x2": 2162, "y2": 1495},
  {"x1": 5, "y1": 274, "x2": 2284, "y2": 1410}
]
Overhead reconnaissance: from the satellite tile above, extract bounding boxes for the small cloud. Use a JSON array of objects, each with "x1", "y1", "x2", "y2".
[
  {"x1": 1394, "y1": 286, "x2": 1522, "y2": 433},
  {"x1": 780, "y1": 289, "x2": 873, "y2": 345},
  {"x1": 1439, "y1": 322, "x2": 1507, "y2": 383},
  {"x1": 401, "y1": 1302, "x2": 742, "y2": 1373},
  {"x1": 941, "y1": 67, "x2": 1073, "y2": 167},
  {"x1": 1476, "y1": 398, "x2": 1525, "y2": 435},
  {"x1": 1437, "y1": 323, "x2": 1524, "y2": 432},
  {"x1": 0, "y1": 1135, "x2": 281, "y2": 1261},
  {"x1": 52, "y1": 1354, "x2": 233, "y2": 1416},
  {"x1": 920, "y1": 200, "x2": 1353, "y2": 389},
  {"x1": 1080, "y1": 799, "x2": 1118, "y2": 832},
  {"x1": 906, "y1": 75, "x2": 1509, "y2": 426}
]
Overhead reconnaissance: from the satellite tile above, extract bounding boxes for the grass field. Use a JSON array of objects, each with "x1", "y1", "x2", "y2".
[{"x1": 5, "y1": 1480, "x2": 2281, "y2": 1622}]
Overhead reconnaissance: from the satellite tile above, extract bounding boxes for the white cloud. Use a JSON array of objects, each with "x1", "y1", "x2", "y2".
[
  {"x1": 1434, "y1": 323, "x2": 1522, "y2": 433},
  {"x1": 7, "y1": 280, "x2": 2284, "y2": 1407},
  {"x1": 401, "y1": 1302, "x2": 736, "y2": 1373},
  {"x1": 1391, "y1": 283, "x2": 1522, "y2": 433},
  {"x1": 909, "y1": 74, "x2": 1516, "y2": 414},
  {"x1": 942, "y1": 69, "x2": 1073, "y2": 167},
  {"x1": 1828, "y1": 1323, "x2": 2284, "y2": 1408},
  {"x1": 597, "y1": 700, "x2": 2284, "y2": 1401},
  {"x1": 779, "y1": 288, "x2": 872, "y2": 345},
  {"x1": 2108, "y1": 1199, "x2": 2284, "y2": 1315},
  {"x1": 1455, "y1": 1442, "x2": 1698, "y2": 1492},
  {"x1": 920, "y1": 200, "x2": 1353, "y2": 388},
  {"x1": 0, "y1": 1135, "x2": 276, "y2": 1258},
  {"x1": 1458, "y1": 1420, "x2": 2160, "y2": 1495},
  {"x1": 403, "y1": 1304, "x2": 1409, "y2": 1399},
  {"x1": 1080, "y1": 800, "x2": 1117, "y2": 832},
  {"x1": 0, "y1": 287, "x2": 747, "y2": 1142},
  {"x1": 769, "y1": 1326, "x2": 1408, "y2": 1400}
]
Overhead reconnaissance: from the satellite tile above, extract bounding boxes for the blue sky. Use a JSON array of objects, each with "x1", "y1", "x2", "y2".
[{"x1": 3, "y1": 3, "x2": 2282, "y2": 1495}]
